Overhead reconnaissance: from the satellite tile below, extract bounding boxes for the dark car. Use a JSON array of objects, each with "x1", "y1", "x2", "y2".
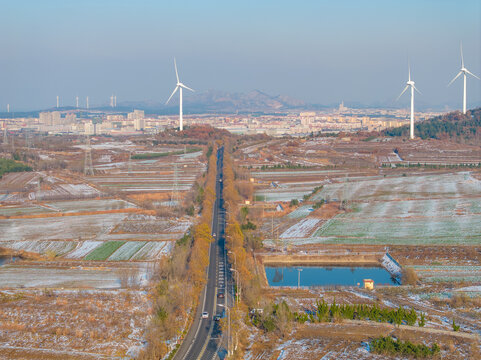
[{"x1": 217, "y1": 291, "x2": 225, "y2": 298}]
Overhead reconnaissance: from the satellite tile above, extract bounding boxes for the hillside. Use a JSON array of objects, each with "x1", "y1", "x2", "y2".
[{"x1": 383, "y1": 108, "x2": 481, "y2": 144}]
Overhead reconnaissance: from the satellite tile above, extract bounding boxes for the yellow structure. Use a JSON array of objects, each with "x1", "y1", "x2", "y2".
[{"x1": 363, "y1": 279, "x2": 374, "y2": 290}]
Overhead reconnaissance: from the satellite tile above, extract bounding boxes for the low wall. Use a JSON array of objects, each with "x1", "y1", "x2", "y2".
[{"x1": 260, "y1": 253, "x2": 381, "y2": 266}]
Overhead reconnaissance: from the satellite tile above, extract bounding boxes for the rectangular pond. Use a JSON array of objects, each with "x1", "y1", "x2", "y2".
[{"x1": 265, "y1": 266, "x2": 399, "y2": 287}]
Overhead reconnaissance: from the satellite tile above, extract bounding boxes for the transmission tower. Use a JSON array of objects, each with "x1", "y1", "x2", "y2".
[
  {"x1": 25, "y1": 129, "x2": 31, "y2": 150},
  {"x1": 128, "y1": 151, "x2": 132, "y2": 175},
  {"x1": 84, "y1": 136, "x2": 94, "y2": 176},
  {"x1": 170, "y1": 163, "x2": 180, "y2": 207},
  {"x1": 3, "y1": 128, "x2": 7, "y2": 145}
]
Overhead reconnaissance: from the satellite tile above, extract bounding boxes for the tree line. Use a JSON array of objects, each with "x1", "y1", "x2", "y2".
[{"x1": 138, "y1": 143, "x2": 217, "y2": 360}]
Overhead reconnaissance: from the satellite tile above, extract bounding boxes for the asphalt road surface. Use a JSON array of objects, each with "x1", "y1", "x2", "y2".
[{"x1": 174, "y1": 146, "x2": 227, "y2": 360}]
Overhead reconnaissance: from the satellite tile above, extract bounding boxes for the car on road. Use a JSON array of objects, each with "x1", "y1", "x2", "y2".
[
  {"x1": 217, "y1": 291, "x2": 225, "y2": 299},
  {"x1": 201, "y1": 311, "x2": 209, "y2": 319}
]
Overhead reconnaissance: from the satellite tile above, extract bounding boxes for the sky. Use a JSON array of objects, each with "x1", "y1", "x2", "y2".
[{"x1": 0, "y1": 0, "x2": 480, "y2": 111}]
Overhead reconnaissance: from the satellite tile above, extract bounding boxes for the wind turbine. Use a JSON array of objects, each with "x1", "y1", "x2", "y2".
[
  {"x1": 165, "y1": 58, "x2": 194, "y2": 131},
  {"x1": 397, "y1": 64, "x2": 421, "y2": 140},
  {"x1": 448, "y1": 43, "x2": 480, "y2": 114}
]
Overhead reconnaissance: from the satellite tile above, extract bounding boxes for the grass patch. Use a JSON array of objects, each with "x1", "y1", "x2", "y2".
[{"x1": 84, "y1": 241, "x2": 126, "y2": 261}]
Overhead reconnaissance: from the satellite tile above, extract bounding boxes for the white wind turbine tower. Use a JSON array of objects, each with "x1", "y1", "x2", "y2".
[
  {"x1": 448, "y1": 43, "x2": 480, "y2": 114},
  {"x1": 397, "y1": 64, "x2": 421, "y2": 140},
  {"x1": 165, "y1": 58, "x2": 194, "y2": 131}
]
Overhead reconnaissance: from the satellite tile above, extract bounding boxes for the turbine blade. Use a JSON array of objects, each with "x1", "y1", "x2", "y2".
[
  {"x1": 396, "y1": 85, "x2": 409, "y2": 101},
  {"x1": 408, "y1": 62, "x2": 411, "y2": 82},
  {"x1": 174, "y1": 58, "x2": 179, "y2": 83},
  {"x1": 180, "y1": 84, "x2": 195, "y2": 92},
  {"x1": 165, "y1": 86, "x2": 179, "y2": 104},
  {"x1": 413, "y1": 85, "x2": 422, "y2": 95},
  {"x1": 460, "y1": 42, "x2": 464, "y2": 68},
  {"x1": 465, "y1": 68, "x2": 480, "y2": 80},
  {"x1": 447, "y1": 71, "x2": 463, "y2": 87}
]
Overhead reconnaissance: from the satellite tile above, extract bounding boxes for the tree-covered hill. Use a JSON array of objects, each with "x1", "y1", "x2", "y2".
[{"x1": 383, "y1": 107, "x2": 481, "y2": 144}]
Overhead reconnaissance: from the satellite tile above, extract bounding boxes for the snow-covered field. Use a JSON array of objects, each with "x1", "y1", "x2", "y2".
[
  {"x1": 45, "y1": 199, "x2": 136, "y2": 213},
  {"x1": 30, "y1": 183, "x2": 101, "y2": 201},
  {"x1": 280, "y1": 218, "x2": 321, "y2": 239},
  {"x1": 4, "y1": 240, "x2": 77, "y2": 256},
  {"x1": 0, "y1": 264, "x2": 123, "y2": 288},
  {"x1": 288, "y1": 205, "x2": 314, "y2": 219},
  {"x1": 273, "y1": 172, "x2": 481, "y2": 245},
  {"x1": 130, "y1": 241, "x2": 173, "y2": 260},
  {"x1": 64, "y1": 241, "x2": 104, "y2": 259},
  {"x1": 312, "y1": 172, "x2": 481, "y2": 202},
  {"x1": 0, "y1": 213, "x2": 126, "y2": 242},
  {"x1": 108, "y1": 241, "x2": 147, "y2": 261}
]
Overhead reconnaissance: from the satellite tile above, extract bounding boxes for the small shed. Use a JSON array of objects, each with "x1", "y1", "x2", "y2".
[
  {"x1": 276, "y1": 204, "x2": 284, "y2": 212},
  {"x1": 363, "y1": 279, "x2": 374, "y2": 290}
]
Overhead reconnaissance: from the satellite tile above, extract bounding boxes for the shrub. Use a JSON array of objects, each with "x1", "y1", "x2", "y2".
[
  {"x1": 402, "y1": 267, "x2": 419, "y2": 286},
  {"x1": 370, "y1": 336, "x2": 440, "y2": 358}
]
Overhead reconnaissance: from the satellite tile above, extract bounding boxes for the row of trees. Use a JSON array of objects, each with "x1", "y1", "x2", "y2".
[
  {"x1": 252, "y1": 300, "x2": 426, "y2": 336},
  {"x1": 222, "y1": 146, "x2": 263, "y2": 358},
  {"x1": 0, "y1": 158, "x2": 32, "y2": 178},
  {"x1": 370, "y1": 336, "x2": 440, "y2": 358},
  {"x1": 138, "y1": 143, "x2": 217, "y2": 360}
]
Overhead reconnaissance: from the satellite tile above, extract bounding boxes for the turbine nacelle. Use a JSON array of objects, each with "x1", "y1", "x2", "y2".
[{"x1": 407, "y1": 80, "x2": 415, "y2": 87}]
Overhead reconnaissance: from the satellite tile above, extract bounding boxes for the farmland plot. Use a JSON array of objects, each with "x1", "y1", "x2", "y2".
[
  {"x1": 0, "y1": 264, "x2": 123, "y2": 288},
  {"x1": 412, "y1": 265, "x2": 481, "y2": 283},
  {"x1": 108, "y1": 241, "x2": 146, "y2": 261},
  {"x1": 31, "y1": 183, "x2": 101, "y2": 201},
  {"x1": 64, "y1": 241, "x2": 104, "y2": 259},
  {"x1": 0, "y1": 205, "x2": 55, "y2": 216},
  {"x1": 280, "y1": 218, "x2": 321, "y2": 239},
  {"x1": 130, "y1": 241, "x2": 173, "y2": 260},
  {"x1": 312, "y1": 172, "x2": 481, "y2": 202},
  {"x1": 84, "y1": 241, "x2": 126, "y2": 261},
  {"x1": 288, "y1": 205, "x2": 314, "y2": 219},
  {"x1": 3, "y1": 240, "x2": 76, "y2": 256},
  {"x1": 255, "y1": 189, "x2": 313, "y2": 202},
  {"x1": 312, "y1": 214, "x2": 481, "y2": 245},
  {"x1": 0, "y1": 213, "x2": 126, "y2": 242},
  {"x1": 45, "y1": 199, "x2": 136, "y2": 213}
]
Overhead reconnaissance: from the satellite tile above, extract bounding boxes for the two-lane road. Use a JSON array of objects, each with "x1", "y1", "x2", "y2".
[{"x1": 174, "y1": 146, "x2": 227, "y2": 360}]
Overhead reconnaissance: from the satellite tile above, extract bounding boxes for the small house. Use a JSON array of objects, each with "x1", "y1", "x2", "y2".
[
  {"x1": 363, "y1": 279, "x2": 374, "y2": 290},
  {"x1": 276, "y1": 204, "x2": 284, "y2": 212}
]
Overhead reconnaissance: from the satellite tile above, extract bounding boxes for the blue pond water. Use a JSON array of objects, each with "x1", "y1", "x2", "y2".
[
  {"x1": 0, "y1": 256, "x2": 18, "y2": 266},
  {"x1": 266, "y1": 266, "x2": 399, "y2": 287}
]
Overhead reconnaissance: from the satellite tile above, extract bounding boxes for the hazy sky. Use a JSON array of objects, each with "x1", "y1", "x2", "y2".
[{"x1": 0, "y1": 0, "x2": 480, "y2": 111}]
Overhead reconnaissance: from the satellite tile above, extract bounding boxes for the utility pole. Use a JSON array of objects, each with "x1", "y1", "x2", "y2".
[
  {"x1": 128, "y1": 152, "x2": 132, "y2": 175},
  {"x1": 84, "y1": 136, "x2": 94, "y2": 176},
  {"x1": 297, "y1": 268, "x2": 303, "y2": 289},
  {"x1": 171, "y1": 163, "x2": 180, "y2": 207}
]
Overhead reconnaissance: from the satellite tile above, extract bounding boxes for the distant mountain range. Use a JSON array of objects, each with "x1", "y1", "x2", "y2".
[{"x1": 117, "y1": 89, "x2": 315, "y2": 114}]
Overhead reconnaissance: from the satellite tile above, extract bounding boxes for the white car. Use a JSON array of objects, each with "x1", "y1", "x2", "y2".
[{"x1": 201, "y1": 311, "x2": 209, "y2": 319}]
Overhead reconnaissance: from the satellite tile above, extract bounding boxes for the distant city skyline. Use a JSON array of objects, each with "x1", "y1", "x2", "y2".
[{"x1": 0, "y1": 0, "x2": 480, "y2": 111}]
